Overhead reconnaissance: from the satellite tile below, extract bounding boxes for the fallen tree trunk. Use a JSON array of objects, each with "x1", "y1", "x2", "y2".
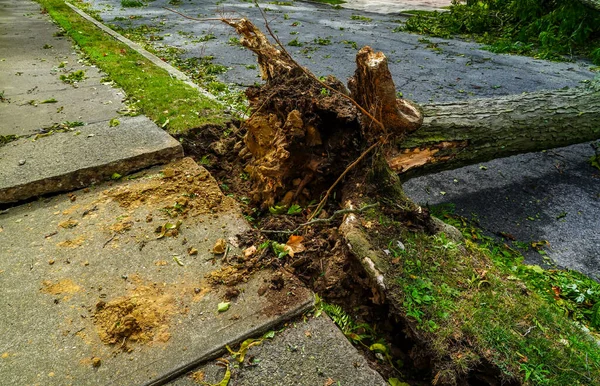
[{"x1": 389, "y1": 86, "x2": 600, "y2": 177}]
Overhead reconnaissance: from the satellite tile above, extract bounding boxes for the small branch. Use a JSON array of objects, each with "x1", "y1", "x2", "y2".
[
  {"x1": 260, "y1": 203, "x2": 379, "y2": 234},
  {"x1": 103, "y1": 234, "x2": 116, "y2": 248}
]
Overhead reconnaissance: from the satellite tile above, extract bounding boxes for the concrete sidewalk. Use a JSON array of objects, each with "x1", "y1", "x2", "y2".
[{"x1": 0, "y1": 0, "x2": 182, "y2": 202}]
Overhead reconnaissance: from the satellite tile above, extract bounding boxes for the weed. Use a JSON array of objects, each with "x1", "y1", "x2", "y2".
[
  {"x1": 228, "y1": 37, "x2": 242, "y2": 46},
  {"x1": 287, "y1": 204, "x2": 302, "y2": 215},
  {"x1": 198, "y1": 155, "x2": 211, "y2": 166}
]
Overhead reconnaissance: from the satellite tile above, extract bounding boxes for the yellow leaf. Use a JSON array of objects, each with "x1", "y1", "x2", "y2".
[{"x1": 286, "y1": 235, "x2": 305, "y2": 254}]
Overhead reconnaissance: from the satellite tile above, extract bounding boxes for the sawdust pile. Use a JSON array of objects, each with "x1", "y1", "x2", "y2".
[
  {"x1": 41, "y1": 279, "x2": 82, "y2": 295},
  {"x1": 93, "y1": 284, "x2": 175, "y2": 346},
  {"x1": 103, "y1": 157, "x2": 236, "y2": 217}
]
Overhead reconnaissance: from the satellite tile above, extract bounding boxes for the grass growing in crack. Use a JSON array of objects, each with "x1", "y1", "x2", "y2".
[
  {"x1": 37, "y1": 0, "x2": 227, "y2": 135},
  {"x1": 375, "y1": 203, "x2": 600, "y2": 384}
]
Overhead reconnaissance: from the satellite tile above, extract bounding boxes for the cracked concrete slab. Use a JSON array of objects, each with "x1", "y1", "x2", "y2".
[
  {"x1": 0, "y1": 158, "x2": 314, "y2": 385},
  {"x1": 168, "y1": 314, "x2": 388, "y2": 386}
]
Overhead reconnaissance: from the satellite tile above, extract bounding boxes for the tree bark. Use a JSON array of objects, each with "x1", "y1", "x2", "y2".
[{"x1": 389, "y1": 87, "x2": 600, "y2": 178}]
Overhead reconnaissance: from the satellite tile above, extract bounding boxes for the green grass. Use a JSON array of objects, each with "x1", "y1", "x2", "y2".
[
  {"x1": 36, "y1": 0, "x2": 227, "y2": 135},
  {"x1": 371, "y1": 205, "x2": 600, "y2": 384},
  {"x1": 398, "y1": 0, "x2": 600, "y2": 65}
]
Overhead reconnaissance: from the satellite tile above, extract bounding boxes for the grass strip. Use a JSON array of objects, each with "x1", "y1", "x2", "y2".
[
  {"x1": 375, "y1": 204, "x2": 600, "y2": 384},
  {"x1": 37, "y1": 0, "x2": 227, "y2": 135}
]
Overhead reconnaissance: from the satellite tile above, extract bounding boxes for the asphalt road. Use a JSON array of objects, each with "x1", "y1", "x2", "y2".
[
  {"x1": 87, "y1": 0, "x2": 595, "y2": 103},
  {"x1": 85, "y1": 0, "x2": 600, "y2": 278}
]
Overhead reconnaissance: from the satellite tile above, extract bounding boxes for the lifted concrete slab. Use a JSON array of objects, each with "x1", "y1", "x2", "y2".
[
  {"x1": 0, "y1": 115, "x2": 183, "y2": 203},
  {"x1": 168, "y1": 314, "x2": 388, "y2": 386},
  {"x1": 0, "y1": 158, "x2": 314, "y2": 385}
]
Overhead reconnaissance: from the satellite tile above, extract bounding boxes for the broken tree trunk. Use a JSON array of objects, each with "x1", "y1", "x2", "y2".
[
  {"x1": 390, "y1": 86, "x2": 600, "y2": 177},
  {"x1": 348, "y1": 46, "x2": 422, "y2": 141},
  {"x1": 224, "y1": 18, "x2": 422, "y2": 208}
]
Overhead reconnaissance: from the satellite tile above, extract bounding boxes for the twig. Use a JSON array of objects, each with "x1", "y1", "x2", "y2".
[
  {"x1": 103, "y1": 234, "x2": 116, "y2": 248},
  {"x1": 260, "y1": 203, "x2": 379, "y2": 234},
  {"x1": 254, "y1": 2, "x2": 385, "y2": 132},
  {"x1": 223, "y1": 244, "x2": 230, "y2": 262},
  {"x1": 309, "y1": 139, "x2": 384, "y2": 220}
]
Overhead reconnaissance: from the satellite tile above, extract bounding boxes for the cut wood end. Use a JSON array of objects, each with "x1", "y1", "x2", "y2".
[{"x1": 388, "y1": 141, "x2": 468, "y2": 173}]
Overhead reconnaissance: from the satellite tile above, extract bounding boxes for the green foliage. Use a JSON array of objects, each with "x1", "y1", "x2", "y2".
[
  {"x1": 313, "y1": 37, "x2": 331, "y2": 45},
  {"x1": 401, "y1": 0, "x2": 600, "y2": 64},
  {"x1": 287, "y1": 204, "x2": 302, "y2": 215},
  {"x1": 288, "y1": 38, "x2": 303, "y2": 47},
  {"x1": 59, "y1": 69, "x2": 86, "y2": 84},
  {"x1": 121, "y1": 0, "x2": 146, "y2": 7},
  {"x1": 350, "y1": 14, "x2": 372, "y2": 22}
]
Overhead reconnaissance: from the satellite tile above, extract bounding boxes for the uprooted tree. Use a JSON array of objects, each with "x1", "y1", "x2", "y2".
[{"x1": 219, "y1": 17, "x2": 600, "y2": 384}]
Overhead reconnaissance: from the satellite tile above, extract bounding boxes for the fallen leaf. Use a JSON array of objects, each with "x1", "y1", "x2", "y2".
[
  {"x1": 226, "y1": 338, "x2": 262, "y2": 362},
  {"x1": 188, "y1": 247, "x2": 198, "y2": 256},
  {"x1": 323, "y1": 378, "x2": 335, "y2": 386},
  {"x1": 155, "y1": 220, "x2": 182, "y2": 239},
  {"x1": 173, "y1": 256, "x2": 184, "y2": 266},
  {"x1": 552, "y1": 286, "x2": 562, "y2": 300},
  {"x1": 213, "y1": 238, "x2": 227, "y2": 254},
  {"x1": 286, "y1": 235, "x2": 305, "y2": 254}
]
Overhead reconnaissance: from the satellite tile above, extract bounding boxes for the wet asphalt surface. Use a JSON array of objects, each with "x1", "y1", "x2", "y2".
[{"x1": 86, "y1": 0, "x2": 599, "y2": 278}]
